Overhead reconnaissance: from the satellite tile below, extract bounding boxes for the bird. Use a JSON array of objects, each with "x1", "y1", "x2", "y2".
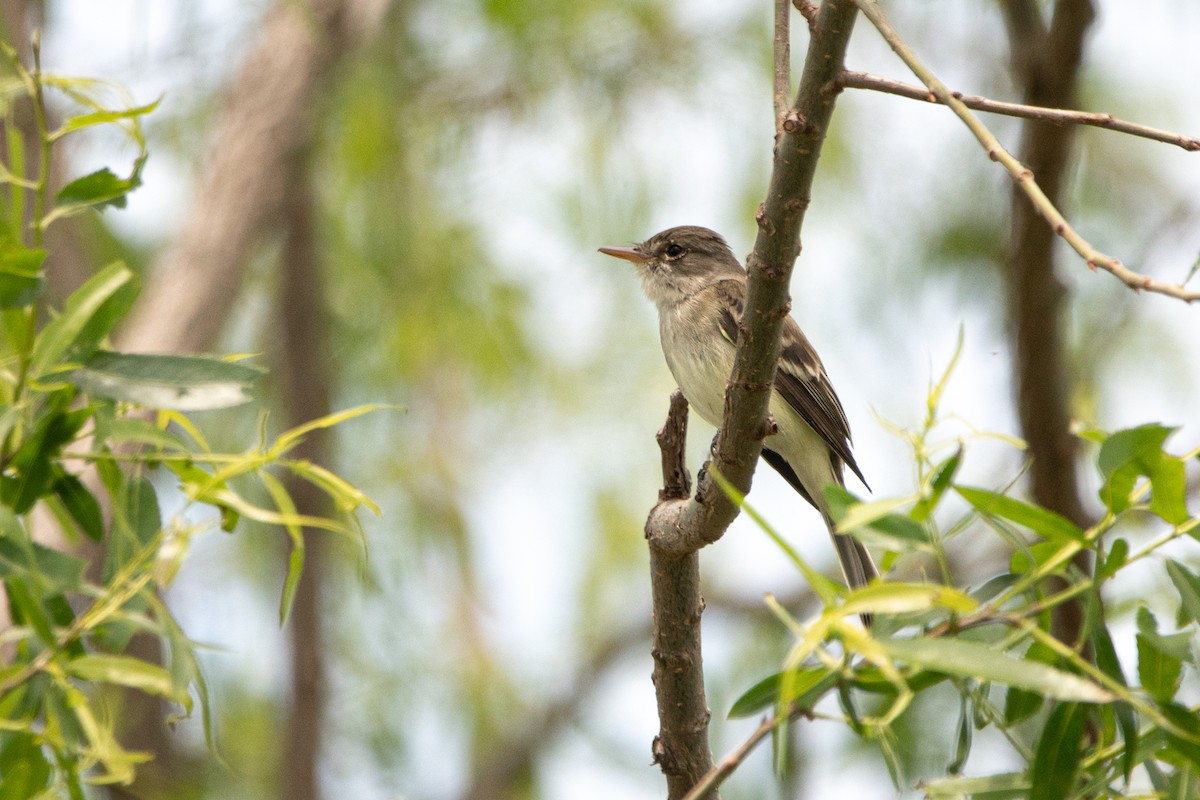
[{"x1": 599, "y1": 225, "x2": 878, "y2": 592}]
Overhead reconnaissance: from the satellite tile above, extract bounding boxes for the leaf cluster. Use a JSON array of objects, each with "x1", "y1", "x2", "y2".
[
  {"x1": 0, "y1": 43, "x2": 377, "y2": 795},
  {"x1": 727, "y1": 345, "x2": 1200, "y2": 799}
]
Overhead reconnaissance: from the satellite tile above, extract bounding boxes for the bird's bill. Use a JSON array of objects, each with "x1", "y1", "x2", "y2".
[{"x1": 598, "y1": 245, "x2": 645, "y2": 264}]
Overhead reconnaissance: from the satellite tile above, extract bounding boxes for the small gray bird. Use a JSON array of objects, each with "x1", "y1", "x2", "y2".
[{"x1": 600, "y1": 225, "x2": 878, "y2": 591}]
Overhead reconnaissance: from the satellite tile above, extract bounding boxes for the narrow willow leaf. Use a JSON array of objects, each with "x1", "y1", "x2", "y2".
[
  {"x1": 30, "y1": 261, "x2": 134, "y2": 377},
  {"x1": 881, "y1": 637, "x2": 1112, "y2": 703},
  {"x1": 1091, "y1": 620, "x2": 1137, "y2": 780},
  {"x1": 956, "y1": 486, "x2": 1086, "y2": 544},
  {"x1": 922, "y1": 772, "x2": 1030, "y2": 799},
  {"x1": 66, "y1": 654, "x2": 183, "y2": 702},
  {"x1": 728, "y1": 668, "x2": 837, "y2": 719},
  {"x1": 1166, "y1": 561, "x2": 1200, "y2": 625},
  {"x1": 73, "y1": 351, "x2": 264, "y2": 411},
  {"x1": 260, "y1": 470, "x2": 306, "y2": 626},
  {"x1": 912, "y1": 447, "x2": 962, "y2": 522},
  {"x1": 1030, "y1": 702, "x2": 1088, "y2": 800},
  {"x1": 842, "y1": 582, "x2": 976, "y2": 617},
  {"x1": 0, "y1": 239, "x2": 46, "y2": 308}
]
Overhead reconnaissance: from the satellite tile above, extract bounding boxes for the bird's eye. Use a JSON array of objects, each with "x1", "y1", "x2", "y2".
[{"x1": 664, "y1": 243, "x2": 685, "y2": 258}]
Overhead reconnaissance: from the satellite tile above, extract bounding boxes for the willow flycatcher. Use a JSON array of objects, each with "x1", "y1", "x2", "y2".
[{"x1": 600, "y1": 225, "x2": 878, "y2": 591}]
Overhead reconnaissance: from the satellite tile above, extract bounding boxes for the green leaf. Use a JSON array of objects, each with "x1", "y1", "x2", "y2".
[
  {"x1": 880, "y1": 637, "x2": 1112, "y2": 703},
  {"x1": 73, "y1": 351, "x2": 264, "y2": 410},
  {"x1": 58, "y1": 97, "x2": 162, "y2": 136},
  {"x1": 0, "y1": 238, "x2": 46, "y2": 308},
  {"x1": 1098, "y1": 537, "x2": 1128, "y2": 580},
  {"x1": 912, "y1": 447, "x2": 962, "y2": 522},
  {"x1": 1137, "y1": 633, "x2": 1183, "y2": 703},
  {"x1": 1003, "y1": 642, "x2": 1056, "y2": 724},
  {"x1": 1091, "y1": 620, "x2": 1137, "y2": 780},
  {"x1": 1166, "y1": 560, "x2": 1200, "y2": 626},
  {"x1": 1030, "y1": 702, "x2": 1088, "y2": 800},
  {"x1": 956, "y1": 486, "x2": 1086, "y2": 544},
  {"x1": 53, "y1": 471, "x2": 104, "y2": 542},
  {"x1": 66, "y1": 654, "x2": 183, "y2": 701},
  {"x1": 1160, "y1": 702, "x2": 1200, "y2": 772},
  {"x1": 923, "y1": 772, "x2": 1029, "y2": 799},
  {"x1": 54, "y1": 155, "x2": 146, "y2": 212},
  {"x1": 728, "y1": 668, "x2": 838, "y2": 718},
  {"x1": 1097, "y1": 424, "x2": 1190, "y2": 523},
  {"x1": 842, "y1": 582, "x2": 977, "y2": 617},
  {"x1": 948, "y1": 692, "x2": 972, "y2": 774},
  {"x1": 0, "y1": 732, "x2": 52, "y2": 798},
  {"x1": 30, "y1": 261, "x2": 136, "y2": 377}
]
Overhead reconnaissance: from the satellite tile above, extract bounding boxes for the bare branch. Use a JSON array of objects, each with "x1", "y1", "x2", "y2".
[
  {"x1": 681, "y1": 716, "x2": 776, "y2": 800},
  {"x1": 838, "y1": 70, "x2": 1200, "y2": 152},
  {"x1": 774, "y1": 0, "x2": 791, "y2": 127},
  {"x1": 850, "y1": 0, "x2": 1200, "y2": 303}
]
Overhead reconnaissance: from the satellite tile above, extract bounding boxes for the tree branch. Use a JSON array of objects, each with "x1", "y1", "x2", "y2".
[
  {"x1": 850, "y1": 0, "x2": 1200, "y2": 303},
  {"x1": 1002, "y1": 0, "x2": 1097, "y2": 649},
  {"x1": 774, "y1": 0, "x2": 791, "y2": 127},
  {"x1": 643, "y1": 3, "x2": 861, "y2": 797},
  {"x1": 838, "y1": 70, "x2": 1200, "y2": 152}
]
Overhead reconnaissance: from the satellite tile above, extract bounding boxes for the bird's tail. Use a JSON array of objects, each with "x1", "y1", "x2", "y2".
[
  {"x1": 821, "y1": 509, "x2": 879, "y2": 628},
  {"x1": 822, "y1": 509, "x2": 879, "y2": 591}
]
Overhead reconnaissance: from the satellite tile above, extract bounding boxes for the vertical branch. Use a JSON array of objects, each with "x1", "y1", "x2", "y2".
[
  {"x1": 649, "y1": 392, "x2": 715, "y2": 799},
  {"x1": 275, "y1": 153, "x2": 333, "y2": 800},
  {"x1": 1000, "y1": 0, "x2": 1096, "y2": 645},
  {"x1": 644, "y1": 2, "x2": 861, "y2": 797}
]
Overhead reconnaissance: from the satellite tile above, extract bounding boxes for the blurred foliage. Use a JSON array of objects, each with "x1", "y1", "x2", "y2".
[
  {"x1": 0, "y1": 40, "x2": 376, "y2": 794},
  {"x1": 726, "y1": 347, "x2": 1200, "y2": 799}
]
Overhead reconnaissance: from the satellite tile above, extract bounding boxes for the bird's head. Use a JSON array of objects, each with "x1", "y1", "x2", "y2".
[{"x1": 599, "y1": 225, "x2": 743, "y2": 308}]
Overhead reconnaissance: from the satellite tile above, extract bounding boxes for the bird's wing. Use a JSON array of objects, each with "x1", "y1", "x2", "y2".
[{"x1": 714, "y1": 280, "x2": 867, "y2": 488}]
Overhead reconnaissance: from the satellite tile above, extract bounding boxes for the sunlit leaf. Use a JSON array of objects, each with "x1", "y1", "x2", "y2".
[
  {"x1": 956, "y1": 486, "x2": 1086, "y2": 544},
  {"x1": 73, "y1": 351, "x2": 264, "y2": 411},
  {"x1": 66, "y1": 655, "x2": 184, "y2": 702},
  {"x1": 728, "y1": 668, "x2": 837, "y2": 719},
  {"x1": 54, "y1": 155, "x2": 146, "y2": 213},
  {"x1": 30, "y1": 261, "x2": 136, "y2": 377},
  {"x1": 842, "y1": 582, "x2": 976, "y2": 617},
  {"x1": 881, "y1": 637, "x2": 1112, "y2": 703}
]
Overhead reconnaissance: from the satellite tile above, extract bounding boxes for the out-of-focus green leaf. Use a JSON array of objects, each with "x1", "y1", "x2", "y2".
[
  {"x1": 948, "y1": 692, "x2": 972, "y2": 774},
  {"x1": 1166, "y1": 560, "x2": 1200, "y2": 626},
  {"x1": 1137, "y1": 633, "x2": 1185, "y2": 703},
  {"x1": 53, "y1": 471, "x2": 104, "y2": 542},
  {"x1": 1003, "y1": 641, "x2": 1056, "y2": 724},
  {"x1": 30, "y1": 261, "x2": 135, "y2": 377},
  {"x1": 54, "y1": 155, "x2": 146, "y2": 212},
  {"x1": 728, "y1": 668, "x2": 837, "y2": 719},
  {"x1": 1098, "y1": 537, "x2": 1128, "y2": 580},
  {"x1": 1030, "y1": 702, "x2": 1088, "y2": 800},
  {"x1": 956, "y1": 486, "x2": 1086, "y2": 544},
  {"x1": 912, "y1": 447, "x2": 962, "y2": 522},
  {"x1": 1091, "y1": 618, "x2": 1137, "y2": 780},
  {"x1": 1160, "y1": 702, "x2": 1200, "y2": 771},
  {"x1": 73, "y1": 351, "x2": 264, "y2": 410},
  {"x1": 0, "y1": 238, "x2": 46, "y2": 308},
  {"x1": 66, "y1": 654, "x2": 184, "y2": 702},
  {"x1": 57, "y1": 98, "x2": 161, "y2": 136},
  {"x1": 1097, "y1": 424, "x2": 1189, "y2": 523},
  {"x1": 0, "y1": 732, "x2": 52, "y2": 798},
  {"x1": 842, "y1": 582, "x2": 976, "y2": 617},
  {"x1": 260, "y1": 469, "x2": 306, "y2": 626},
  {"x1": 881, "y1": 637, "x2": 1111, "y2": 703},
  {"x1": 923, "y1": 772, "x2": 1029, "y2": 799}
]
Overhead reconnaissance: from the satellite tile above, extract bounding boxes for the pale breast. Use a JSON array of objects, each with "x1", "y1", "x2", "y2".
[{"x1": 658, "y1": 298, "x2": 733, "y2": 429}]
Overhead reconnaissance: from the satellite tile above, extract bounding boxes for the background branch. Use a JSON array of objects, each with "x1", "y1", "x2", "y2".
[
  {"x1": 850, "y1": 0, "x2": 1200, "y2": 303},
  {"x1": 838, "y1": 70, "x2": 1200, "y2": 151}
]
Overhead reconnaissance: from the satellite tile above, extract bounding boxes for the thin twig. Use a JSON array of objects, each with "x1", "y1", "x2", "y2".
[
  {"x1": 849, "y1": 0, "x2": 1200, "y2": 303},
  {"x1": 774, "y1": 0, "x2": 790, "y2": 127},
  {"x1": 681, "y1": 716, "x2": 776, "y2": 800},
  {"x1": 839, "y1": 70, "x2": 1200, "y2": 152}
]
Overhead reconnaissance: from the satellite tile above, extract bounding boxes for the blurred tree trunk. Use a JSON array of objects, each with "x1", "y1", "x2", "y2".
[
  {"x1": 999, "y1": 0, "x2": 1096, "y2": 645},
  {"x1": 100, "y1": 1, "x2": 386, "y2": 797},
  {"x1": 274, "y1": 151, "x2": 332, "y2": 800}
]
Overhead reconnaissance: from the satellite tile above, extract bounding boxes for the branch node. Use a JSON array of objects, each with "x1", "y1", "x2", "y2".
[
  {"x1": 781, "y1": 110, "x2": 805, "y2": 133},
  {"x1": 758, "y1": 414, "x2": 779, "y2": 439}
]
